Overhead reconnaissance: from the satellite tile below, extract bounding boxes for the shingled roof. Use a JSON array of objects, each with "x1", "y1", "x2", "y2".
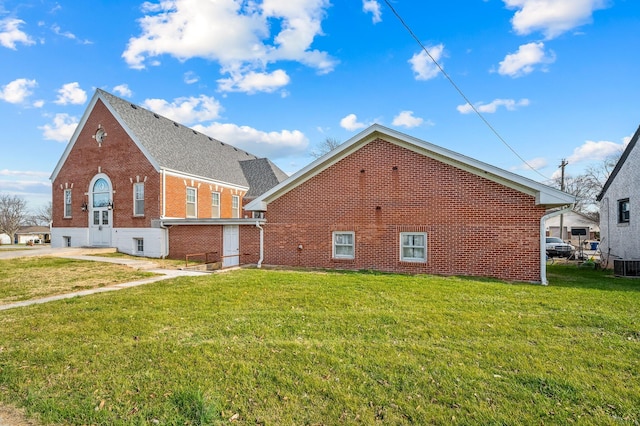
[
  {"x1": 97, "y1": 89, "x2": 287, "y2": 191},
  {"x1": 52, "y1": 89, "x2": 287, "y2": 196}
]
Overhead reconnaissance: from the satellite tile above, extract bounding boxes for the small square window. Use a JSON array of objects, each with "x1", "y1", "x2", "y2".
[
  {"x1": 400, "y1": 232, "x2": 427, "y2": 262},
  {"x1": 333, "y1": 231, "x2": 355, "y2": 259},
  {"x1": 618, "y1": 198, "x2": 630, "y2": 223},
  {"x1": 134, "y1": 238, "x2": 144, "y2": 254}
]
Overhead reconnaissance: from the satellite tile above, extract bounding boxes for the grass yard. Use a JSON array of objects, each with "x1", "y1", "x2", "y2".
[
  {"x1": 0, "y1": 265, "x2": 638, "y2": 425},
  {"x1": 0, "y1": 257, "x2": 157, "y2": 304}
]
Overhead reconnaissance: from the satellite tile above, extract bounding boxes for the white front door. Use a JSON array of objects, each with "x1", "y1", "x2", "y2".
[
  {"x1": 223, "y1": 225, "x2": 240, "y2": 267},
  {"x1": 89, "y1": 176, "x2": 112, "y2": 247}
]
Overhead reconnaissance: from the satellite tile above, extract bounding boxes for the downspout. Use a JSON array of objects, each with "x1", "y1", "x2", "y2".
[
  {"x1": 255, "y1": 221, "x2": 264, "y2": 268},
  {"x1": 159, "y1": 221, "x2": 170, "y2": 259},
  {"x1": 540, "y1": 205, "x2": 573, "y2": 285}
]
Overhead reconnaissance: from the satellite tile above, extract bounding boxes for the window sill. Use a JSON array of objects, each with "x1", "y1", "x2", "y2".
[{"x1": 332, "y1": 257, "x2": 355, "y2": 262}]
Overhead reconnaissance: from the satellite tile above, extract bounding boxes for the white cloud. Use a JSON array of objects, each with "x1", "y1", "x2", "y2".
[
  {"x1": 392, "y1": 111, "x2": 424, "y2": 128},
  {"x1": 122, "y1": 0, "x2": 336, "y2": 93},
  {"x1": 40, "y1": 113, "x2": 78, "y2": 142},
  {"x1": 363, "y1": 0, "x2": 382, "y2": 23},
  {"x1": 142, "y1": 95, "x2": 223, "y2": 124},
  {"x1": 513, "y1": 157, "x2": 548, "y2": 171},
  {"x1": 113, "y1": 84, "x2": 132, "y2": 97},
  {"x1": 217, "y1": 69, "x2": 290, "y2": 94},
  {"x1": 503, "y1": 0, "x2": 609, "y2": 39},
  {"x1": 0, "y1": 169, "x2": 51, "y2": 178},
  {"x1": 192, "y1": 122, "x2": 309, "y2": 159},
  {"x1": 0, "y1": 18, "x2": 35, "y2": 49},
  {"x1": 184, "y1": 71, "x2": 199, "y2": 84},
  {"x1": 54, "y1": 82, "x2": 87, "y2": 105},
  {"x1": 457, "y1": 98, "x2": 530, "y2": 114},
  {"x1": 0, "y1": 78, "x2": 37, "y2": 103},
  {"x1": 340, "y1": 113, "x2": 367, "y2": 131},
  {"x1": 497, "y1": 42, "x2": 555, "y2": 77},
  {"x1": 567, "y1": 139, "x2": 625, "y2": 164},
  {"x1": 409, "y1": 44, "x2": 444, "y2": 81}
]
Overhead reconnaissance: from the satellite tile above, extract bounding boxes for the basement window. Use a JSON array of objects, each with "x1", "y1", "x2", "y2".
[{"x1": 134, "y1": 238, "x2": 144, "y2": 254}]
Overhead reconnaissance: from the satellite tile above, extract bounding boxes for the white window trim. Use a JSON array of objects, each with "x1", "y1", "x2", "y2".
[
  {"x1": 134, "y1": 238, "x2": 144, "y2": 254},
  {"x1": 63, "y1": 189, "x2": 72, "y2": 218},
  {"x1": 133, "y1": 182, "x2": 145, "y2": 216},
  {"x1": 231, "y1": 195, "x2": 240, "y2": 218},
  {"x1": 332, "y1": 231, "x2": 355, "y2": 259},
  {"x1": 212, "y1": 192, "x2": 220, "y2": 218},
  {"x1": 400, "y1": 232, "x2": 427, "y2": 263},
  {"x1": 186, "y1": 187, "x2": 197, "y2": 218}
]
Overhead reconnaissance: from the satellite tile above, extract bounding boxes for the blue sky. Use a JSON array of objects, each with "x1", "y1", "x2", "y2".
[{"x1": 1, "y1": 0, "x2": 638, "y2": 210}]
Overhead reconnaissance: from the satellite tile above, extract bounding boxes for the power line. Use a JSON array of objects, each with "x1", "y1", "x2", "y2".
[{"x1": 382, "y1": 0, "x2": 550, "y2": 180}]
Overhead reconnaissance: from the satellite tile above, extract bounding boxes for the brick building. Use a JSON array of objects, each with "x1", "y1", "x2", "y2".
[
  {"x1": 246, "y1": 125, "x2": 575, "y2": 283},
  {"x1": 51, "y1": 90, "x2": 575, "y2": 282},
  {"x1": 50, "y1": 89, "x2": 287, "y2": 265}
]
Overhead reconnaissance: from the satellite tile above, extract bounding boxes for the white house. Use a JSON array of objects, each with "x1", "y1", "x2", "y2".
[
  {"x1": 597, "y1": 125, "x2": 640, "y2": 268},
  {"x1": 545, "y1": 210, "x2": 599, "y2": 246}
]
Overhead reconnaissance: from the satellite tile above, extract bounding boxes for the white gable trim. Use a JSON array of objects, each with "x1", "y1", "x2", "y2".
[
  {"x1": 50, "y1": 90, "x2": 161, "y2": 182},
  {"x1": 246, "y1": 124, "x2": 575, "y2": 211}
]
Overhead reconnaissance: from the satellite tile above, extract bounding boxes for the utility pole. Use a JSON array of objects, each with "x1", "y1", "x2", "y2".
[{"x1": 559, "y1": 159, "x2": 568, "y2": 240}]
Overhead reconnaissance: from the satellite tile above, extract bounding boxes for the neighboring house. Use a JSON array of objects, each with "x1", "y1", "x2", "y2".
[
  {"x1": 246, "y1": 125, "x2": 575, "y2": 283},
  {"x1": 15, "y1": 226, "x2": 51, "y2": 244},
  {"x1": 545, "y1": 210, "x2": 599, "y2": 244},
  {"x1": 50, "y1": 89, "x2": 287, "y2": 264},
  {"x1": 597, "y1": 125, "x2": 640, "y2": 266}
]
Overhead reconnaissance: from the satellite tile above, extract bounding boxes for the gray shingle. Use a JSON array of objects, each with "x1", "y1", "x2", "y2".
[{"x1": 99, "y1": 89, "x2": 287, "y2": 194}]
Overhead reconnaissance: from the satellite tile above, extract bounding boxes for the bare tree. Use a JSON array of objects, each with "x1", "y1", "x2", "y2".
[
  {"x1": 0, "y1": 194, "x2": 28, "y2": 244},
  {"x1": 26, "y1": 201, "x2": 52, "y2": 226},
  {"x1": 552, "y1": 151, "x2": 623, "y2": 221},
  {"x1": 310, "y1": 137, "x2": 342, "y2": 158}
]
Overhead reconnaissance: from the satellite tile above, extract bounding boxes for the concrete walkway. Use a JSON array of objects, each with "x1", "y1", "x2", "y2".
[{"x1": 0, "y1": 246, "x2": 208, "y2": 311}]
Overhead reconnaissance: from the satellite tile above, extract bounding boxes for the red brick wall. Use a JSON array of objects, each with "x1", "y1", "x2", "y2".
[
  {"x1": 52, "y1": 99, "x2": 160, "y2": 228},
  {"x1": 164, "y1": 175, "x2": 246, "y2": 219},
  {"x1": 167, "y1": 225, "x2": 223, "y2": 260},
  {"x1": 262, "y1": 138, "x2": 547, "y2": 282},
  {"x1": 167, "y1": 224, "x2": 261, "y2": 263}
]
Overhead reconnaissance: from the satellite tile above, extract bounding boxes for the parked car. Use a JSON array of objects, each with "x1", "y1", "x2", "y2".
[{"x1": 546, "y1": 237, "x2": 574, "y2": 257}]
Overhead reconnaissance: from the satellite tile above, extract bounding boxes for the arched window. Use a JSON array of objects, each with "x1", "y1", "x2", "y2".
[{"x1": 92, "y1": 178, "x2": 110, "y2": 208}]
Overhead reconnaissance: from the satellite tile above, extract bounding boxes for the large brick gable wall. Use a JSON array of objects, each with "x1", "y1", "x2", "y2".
[
  {"x1": 262, "y1": 138, "x2": 546, "y2": 282},
  {"x1": 52, "y1": 100, "x2": 160, "y2": 229}
]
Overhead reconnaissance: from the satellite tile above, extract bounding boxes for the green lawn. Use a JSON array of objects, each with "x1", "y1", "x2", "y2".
[
  {"x1": 0, "y1": 265, "x2": 638, "y2": 425},
  {"x1": 0, "y1": 257, "x2": 157, "y2": 304}
]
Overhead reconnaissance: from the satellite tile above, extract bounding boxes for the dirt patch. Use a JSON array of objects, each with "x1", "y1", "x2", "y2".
[{"x1": 0, "y1": 403, "x2": 42, "y2": 426}]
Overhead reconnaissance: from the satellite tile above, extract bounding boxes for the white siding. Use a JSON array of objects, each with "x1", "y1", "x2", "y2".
[
  {"x1": 51, "y1": 226, "x2": 167, "y2": 258},
  {"x1": 599, "y1": 143, "x2": 640, "y2": 261}
]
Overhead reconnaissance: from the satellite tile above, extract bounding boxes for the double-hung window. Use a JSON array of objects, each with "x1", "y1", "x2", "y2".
[
  {"x1": 618, "y1": 198, "x2": 630, "y2": 223},
  {"x1": 400, "y1": 232, "x2": 427, "y2": 262},
  {"x1": 333, "y1": 231, "x2": 355, "y2": 259},
  {"x1": 212, "y1": 192, "x2": 220, "y2": 218},
  {"x1": 134, "y1": 238, "x2": 144, "y2": 254},
  {"x1": 64, "y1": 189, "x2": 72, "y2": 218},
  {"x1": 133, "y1": 183, "x2": 144, "y2": 216},
  {"x1": 186, "y1": 187, "x2": 197, "y2": 218},
  {"x1": 231, "y1": 195, "x2": 240, "y2": 218}
]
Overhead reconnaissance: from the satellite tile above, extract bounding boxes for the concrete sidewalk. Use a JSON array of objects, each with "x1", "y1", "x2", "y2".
[{"x1": 0, "y1": 247, "x2": 209, "y2": 311}]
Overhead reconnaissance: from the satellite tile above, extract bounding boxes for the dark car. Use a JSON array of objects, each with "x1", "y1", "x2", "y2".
[{"x1": 546, "y1": 237, "x2": 574, "y2": 258}]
